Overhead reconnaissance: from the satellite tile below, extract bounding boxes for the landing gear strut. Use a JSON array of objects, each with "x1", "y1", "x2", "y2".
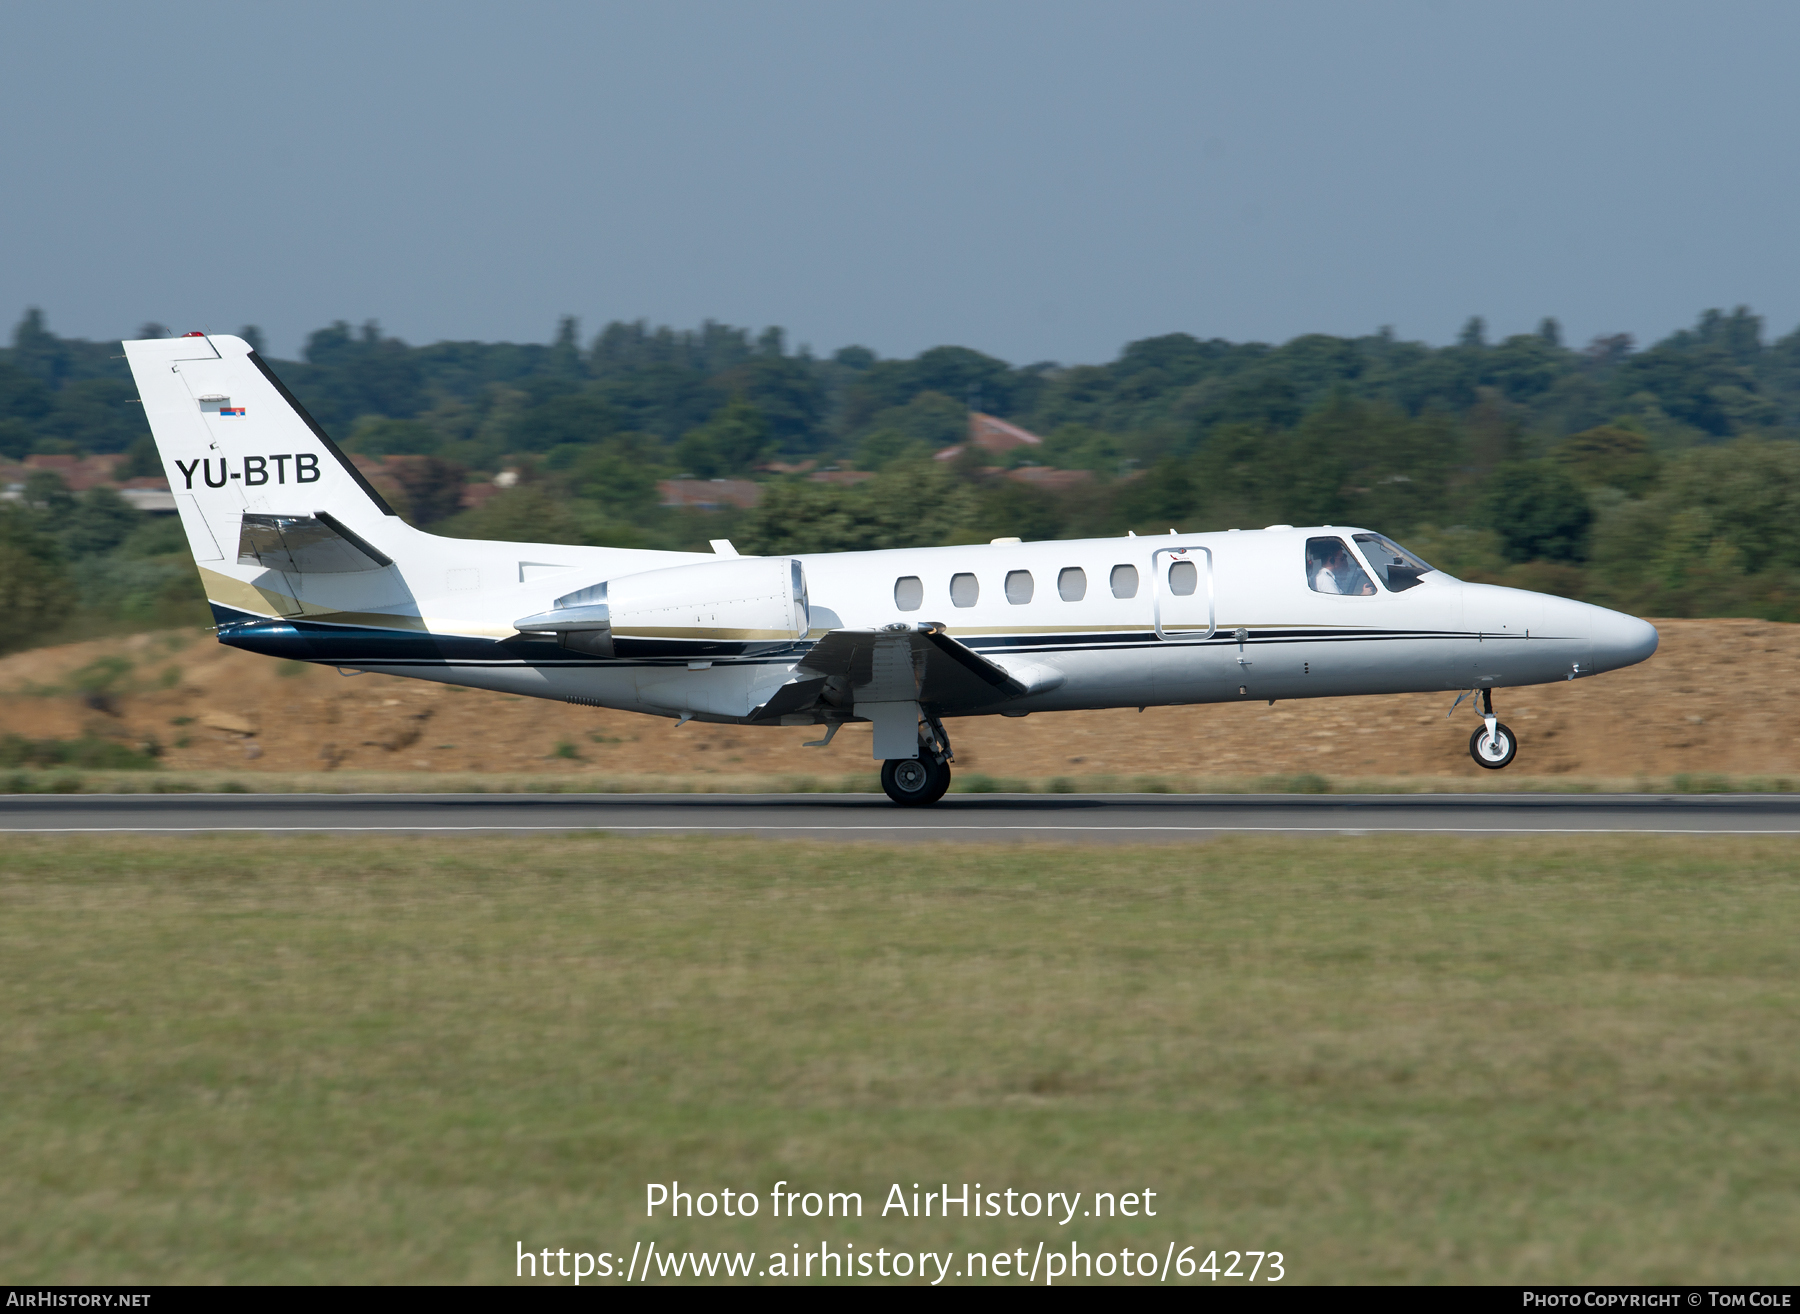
[
  {"x1": 1467, "y1": 688, "x2": 1518, "y2": 769},
  {"x1": 881, "y1": 712, "x2": 953, "y2": 806}
]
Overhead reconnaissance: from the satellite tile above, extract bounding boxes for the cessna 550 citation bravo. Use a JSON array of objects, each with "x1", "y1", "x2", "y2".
[{"x1": 125, "y1": 332, "x2": 1659, "y2": 805}]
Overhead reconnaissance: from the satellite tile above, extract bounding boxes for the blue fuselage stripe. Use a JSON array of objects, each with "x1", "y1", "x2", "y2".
[{"x1": 210, "y1": 604, "x2": 1501, "y2": 670}]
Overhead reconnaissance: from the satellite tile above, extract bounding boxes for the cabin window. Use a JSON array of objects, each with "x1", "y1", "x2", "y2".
[
  {"x1": 1306, "y1": 536, "x2": 1376, "y2": 596},
  {"x1": 1005, "y1": 570, "x2": 1034, "y2": 604},
  {"x1": 1352, "y1": 533, "x2": 1434, "y2": 592},
  {"x1": 1168, "y1": 559, "x2": 1198, "y2": 596},
  {"x1": 950, "y1": 572, "x2": 980, "y2": 607},
  {"x1": 1110, "y1": 564, "x2": 1139, "y2": 598},
  {"x1": 894, "y1": 576, "x2": 923, "y2": 611},
  {"x1": 1058, "y1": 567, "x2": 1087, "y2": 601}
]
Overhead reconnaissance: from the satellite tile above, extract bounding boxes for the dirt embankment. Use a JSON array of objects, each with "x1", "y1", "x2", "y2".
[{"x1": 0, "y1": 618, "x2": 1792, "y2": 783}]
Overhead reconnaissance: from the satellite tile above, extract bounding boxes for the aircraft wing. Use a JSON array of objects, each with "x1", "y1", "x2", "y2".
[{"x1": 774, "y1": 622, "x2": 1062, "y2": 716}]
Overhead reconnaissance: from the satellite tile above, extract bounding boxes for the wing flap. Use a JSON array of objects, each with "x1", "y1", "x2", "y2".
[
  {"x1": 746, "y1": 675, "x2": 830, "y2": 724},
  {"x1": 797, "y1": 622, "x2": 1058, "y2": 711}
]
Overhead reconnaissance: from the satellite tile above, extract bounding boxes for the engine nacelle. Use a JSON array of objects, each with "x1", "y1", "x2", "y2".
[{"x1": 513, "y1": 557, "x2": 809, "y2": 658}]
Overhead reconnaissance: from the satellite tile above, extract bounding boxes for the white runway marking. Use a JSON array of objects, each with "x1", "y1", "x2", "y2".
[{"x1": 7, "y1": 824, "x2": 1800, "y2": 836}]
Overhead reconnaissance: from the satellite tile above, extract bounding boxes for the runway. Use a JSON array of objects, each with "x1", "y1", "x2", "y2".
[{"x1": 5, "y1": 792, "x2": 1800, "y2": 840}]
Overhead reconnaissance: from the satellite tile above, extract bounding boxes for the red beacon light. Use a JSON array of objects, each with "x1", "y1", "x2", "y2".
[{"x1": 182, "y1": 331, "x2": 206, "y2": 337}]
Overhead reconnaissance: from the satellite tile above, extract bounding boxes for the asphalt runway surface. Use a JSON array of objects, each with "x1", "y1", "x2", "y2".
[{"x1": 5, "y1": 792, "x2": 1800, "y2": 840}]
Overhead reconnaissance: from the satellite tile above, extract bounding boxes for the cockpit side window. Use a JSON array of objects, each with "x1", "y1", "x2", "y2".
[
  {"x1": 1305, "y1": 536, "x2": 1376, "y2": 596},
  {"x1": 1352, "y1": 533, "x2": 1438, "y2": 592}
]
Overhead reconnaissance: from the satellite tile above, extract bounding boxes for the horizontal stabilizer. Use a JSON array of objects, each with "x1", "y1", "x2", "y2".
[{"x1": 238, "y1": 512, "x2": 393, "y2": 574}]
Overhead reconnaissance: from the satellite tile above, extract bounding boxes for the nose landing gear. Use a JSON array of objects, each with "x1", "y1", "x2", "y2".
[
  {"x1": 881, "y1": 712, "x2": 954, "y2": 805},
  {"x1": 1464, "y1": 687, "x2": 1518, "y2": 769}
]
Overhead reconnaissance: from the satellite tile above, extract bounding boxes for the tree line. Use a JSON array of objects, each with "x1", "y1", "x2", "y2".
[{"x1": 4, "y1": 304, "x2": 1800, "y2": 653}]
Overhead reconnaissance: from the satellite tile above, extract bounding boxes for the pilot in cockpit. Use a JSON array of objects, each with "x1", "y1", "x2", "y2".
[{"x1": 1307, "y1": 538, "x2": 1376, "y2": 596}]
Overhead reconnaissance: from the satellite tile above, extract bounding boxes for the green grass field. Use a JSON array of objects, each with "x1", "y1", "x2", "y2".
[{"x1": 3, "y1": 834, "x2": 1797, "y2": 1284}]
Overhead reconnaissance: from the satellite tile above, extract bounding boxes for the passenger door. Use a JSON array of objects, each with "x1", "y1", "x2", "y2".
[
  {"x1": 1149, "y1": 545, "x2": 1221, "y2": 702},
  {"x1": 1151, "y1": 546, "x2": 1214, "y2": 640}
]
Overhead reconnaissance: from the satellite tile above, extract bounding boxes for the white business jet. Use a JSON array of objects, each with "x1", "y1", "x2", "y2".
[{"x1": 124, "y1": 333, "x2": 1659, "y2": 804}]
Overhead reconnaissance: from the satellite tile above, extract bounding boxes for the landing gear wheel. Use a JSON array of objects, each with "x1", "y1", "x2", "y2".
[
  {"x1": 882, "y1": 756, "x2": 951, "y2": 806},
  {"x1": 1469, "y1": 722, "x2": 1518, "y2": 769}
]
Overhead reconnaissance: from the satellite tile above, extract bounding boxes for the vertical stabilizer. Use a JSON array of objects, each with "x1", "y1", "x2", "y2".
[{"x1": 123, "y1": 333, "x2": 406, "y2": 622}]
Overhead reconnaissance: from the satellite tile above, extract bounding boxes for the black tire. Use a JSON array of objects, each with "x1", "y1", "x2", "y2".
[
  {"x1": 881, "y1": 756, "x2": 952, "y2": 806},
  {"x1": 1469, "y1": 721, "x2": 1518, "y2": 769}
]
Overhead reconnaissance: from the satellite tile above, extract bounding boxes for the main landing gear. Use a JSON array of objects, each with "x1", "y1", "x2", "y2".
[
  {"x1": 881, "y1": 713, "x2": 954, "y2": 806},
  {"x1": 1465, "y1": 687, "x2": 1518, "y2": 770}
]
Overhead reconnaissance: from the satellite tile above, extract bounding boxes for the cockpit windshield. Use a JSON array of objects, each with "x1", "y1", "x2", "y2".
[
  {"x1": 1352, "y1": 533, "x2": 1440, "y2": 592},
  {"x1": 1306, "y1": 536, "x2": 1375, "y2": 595}
]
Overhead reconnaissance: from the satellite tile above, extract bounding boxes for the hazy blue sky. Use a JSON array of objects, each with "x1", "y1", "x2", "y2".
[{"x1": 3, "y1": 2, "x2": 1797, "y2": 362}]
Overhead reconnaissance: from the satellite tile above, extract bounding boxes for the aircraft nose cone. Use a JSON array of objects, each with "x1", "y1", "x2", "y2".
[{"x1": 1592, "y1": 609, "x2": 1659, "y2": 673}]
